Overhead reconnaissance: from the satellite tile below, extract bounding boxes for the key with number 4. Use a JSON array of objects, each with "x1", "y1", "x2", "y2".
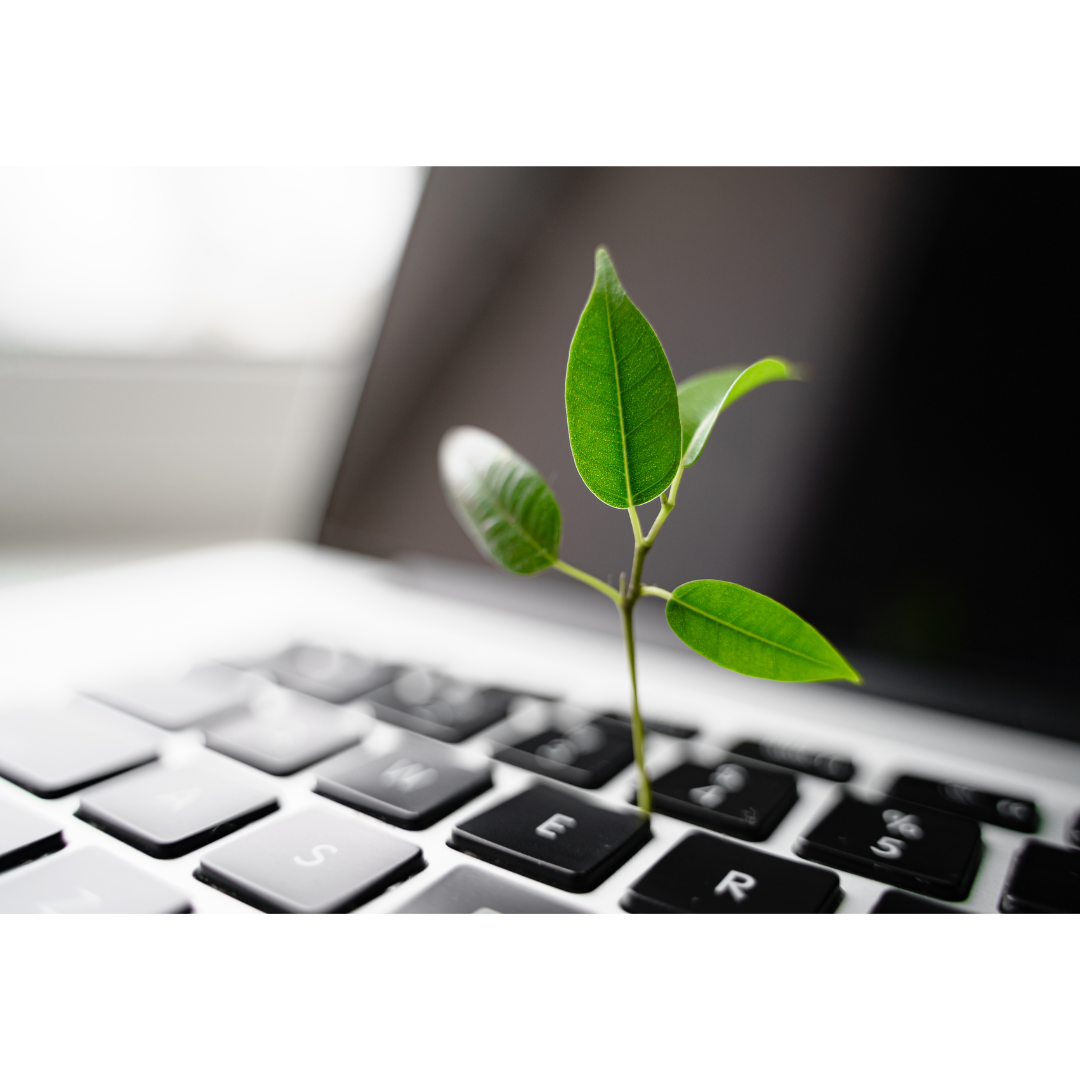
[
  {"x1": 795, "y1": 792, "x2": 982, "y2": 901},
  {"x1": 648, "y1": 757, "x2": 798, "y2": 841}
]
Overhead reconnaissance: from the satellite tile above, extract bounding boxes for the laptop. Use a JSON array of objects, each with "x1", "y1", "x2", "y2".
[{"x1": 1, "y1": 167, "x2": 1077, "y2": 914}]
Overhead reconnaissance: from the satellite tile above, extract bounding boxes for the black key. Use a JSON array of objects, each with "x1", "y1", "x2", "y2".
[
  {"x1": 204, "y1": 689, "x2": 366, "y2": 775},
  {"x1": 495, "y1": 715, "x2": 634, "y2": 789},
  {"x1": 196, "y1": 807, "x2": 424, "y2": 913},
  {"x1": 254, "y1": 645, "x2": 398, "y2": 704},
  {"x1": 887, "y1": 773, "x2": 1039, "y2": 833},
  {"x1": 871, "y1": 889, "x2": 963, "y2": 913},
  {"x1": 1069, "y1": 811, "x2": 1080, "y2": 848},
  {"x1": 602, "y1": 711, "x2": 699, "y2": 739},
  {"x1": 365, "y1": 669, "x2": 515, "y2": 742},
  {"x1": 0, "y1": 847, "x2": 191, "y2": 913},
  {"x1": 0, "y1": 800, "x2": 64, "y2": 873},
  {"x1": 316, "y1": 737, "x2": 491, "y2": 830},
  {"x1": 622, "y1": 831, "x2": 841, "y2": 913},
  {"x1": 89, "y1": 664, "x2": 255, "y2": 730},
  {"x1": 795, "y1": 792, "x2": 983, "y2": 901},
  {"x1": 449, "y1": 784, "x2": 651, "y2": 893},
  {"x1": 0, "y1": 699, "x2": 158, "y2": 798},
  {"x1": 76, "y1": 763, "x2": 278, "y2": 858},
  {"x1": 395, "y1": 866, "x2": 585, "y2": 913},
  {"x1": 729, "y1": 738, "x2": 855, "y2": 782},
  {"x1": 999, "y1": 840, "x2": 1080, "y2": 913},
  {"x1": 649, "y1": 758, "x2": 798, "y2": 841}
]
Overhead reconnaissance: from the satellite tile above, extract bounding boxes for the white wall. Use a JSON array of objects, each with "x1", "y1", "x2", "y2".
[{"x1": 0, "y1": 354, "x2": 362, "y2": 547}]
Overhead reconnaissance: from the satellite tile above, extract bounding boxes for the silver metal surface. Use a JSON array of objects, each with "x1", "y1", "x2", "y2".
[{"x1": 1, "y1": 541, "x2": 1077, "y2": 914}]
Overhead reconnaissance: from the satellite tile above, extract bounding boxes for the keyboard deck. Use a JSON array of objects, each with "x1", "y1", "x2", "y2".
[{"x1": 2, "y1": 542, "x2": 1078, "y2": 914}]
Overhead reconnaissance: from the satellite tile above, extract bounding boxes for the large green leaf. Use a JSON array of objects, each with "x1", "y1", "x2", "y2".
[
  {"x1": 439, "y1": 426, "x2": 561, "y2": 575},
  {"x1": 677, "y1": 357, "x2": 800, "y2": 467},
  {"x1": 666, "y1": 579, "x2": 861, "y2": 682},
  {"x1": 565, "y1": 248, "x2": 682, "y2": 508}
]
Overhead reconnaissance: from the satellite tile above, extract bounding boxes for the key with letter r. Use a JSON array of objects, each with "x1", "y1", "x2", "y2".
[{"x1": 621, "y1": 832, "x2": 842, "y2": 913}]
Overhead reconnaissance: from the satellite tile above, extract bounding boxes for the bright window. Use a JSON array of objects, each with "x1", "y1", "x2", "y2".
[{"x1": 0, "y1": 168, "x2": 424, "y2": 364}]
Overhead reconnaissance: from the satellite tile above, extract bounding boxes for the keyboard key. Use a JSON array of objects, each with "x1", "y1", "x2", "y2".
[
  {"x1": 0, "y1": 699, "x2": 158, "y2": 798},
  {"x1": 887, "y1": 773, "x2": 1039, "y2": 833},
  {"x1": 0, "y1": 799, "x2": 64, "y2": 873},
  {"x1": 315, "y1": 737, "x2": 491, "y2": 830},
  {"x1": 795, "y1": 792, "x2": 983, "y2": 901},
  {"x1": 76, "y1": 763, "x2": 278, "y2": 858},
  {"x1": 395, "y1": 865, "x2": 585, "y2": 913},
  {"x1": 729, "y1": 738, "x2": 855, "y2": 782},
  {"x1": 90, "y1": 664, "x2": 256, "y2": 730},
  {"x1": 648, "y1": 758, "x2": 798, "y2": 841},
  {"x1": 871, "y1": 889, "x2": 963, "y2": 913},
  {"x1": 495, "y1": 713, "x2": 634, "y2": 789},
  {"x1": 621, "y1": 831, "x2": 842, "y2": 913},
  {"x1": 196, "y1": 807, "x2": 424, "y2": 913},
  {"x1": 449, "y1": 785, "x2": 651, "y2": 892},
  {"x1": 365, "y1": 669, "x2": 515, "y2": 742},
  {"x1": 254, "y1": 645, "x2": 398, "y2": 704},
  {"x1": 602, "y1": 711, "x2": 699, "y2": 739},
  {"x1": 204, "y1": 689, "x2": 367, "y2": 775},
  {"x1": 0, "y1": 847, "x2": 191, "y2": 913},
  {"x1": 999, "y1": 840, "x2": 1080, "y2": 913}
]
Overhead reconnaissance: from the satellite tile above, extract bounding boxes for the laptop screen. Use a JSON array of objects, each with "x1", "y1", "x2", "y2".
[{"x1": 321, "y1": 167, "x2": 1079, "y2": 744}]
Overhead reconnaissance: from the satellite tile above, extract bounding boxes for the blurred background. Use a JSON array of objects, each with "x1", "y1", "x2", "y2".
[
  {"x1": 1, "y1": 167, "x2": 1076, "y2": 741},
  {"x1": 0, "y1": 167, "x2": 424, "y2": 579}
]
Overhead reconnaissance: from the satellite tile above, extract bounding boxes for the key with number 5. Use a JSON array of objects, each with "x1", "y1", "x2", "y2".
[{"x1": 794, "y1": 792, "x2": 982, "y2": 901}]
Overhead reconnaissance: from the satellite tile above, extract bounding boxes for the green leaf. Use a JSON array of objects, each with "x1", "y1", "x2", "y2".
[
  {"x1": 565, "y1": 247, "x2": 682, "y2": 508},
  {"x1": 665, "y1": 579, "x2": 861, "y2": 683},
  {"x1": 677, "y1": 357, "x2": 800, "y2": 466},
  {"x1": 439, "y1": 426, "x2": 561, "y2": 575}
]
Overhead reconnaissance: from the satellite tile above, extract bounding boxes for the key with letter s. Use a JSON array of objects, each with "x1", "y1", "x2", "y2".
[{"x1": 196, "y1": 807, "x2": 424, "y2": 913}]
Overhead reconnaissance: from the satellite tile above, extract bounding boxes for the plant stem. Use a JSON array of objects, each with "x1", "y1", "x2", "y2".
[
  {"x1": 554, "y1": 481, "x2": 683, "y2": 818},
  {"x1": 619, "y1": 596, "x2": 651, "y2": 814},
  {"x1": 552, "y1": 559, "x2": 621, "y2": 604}
]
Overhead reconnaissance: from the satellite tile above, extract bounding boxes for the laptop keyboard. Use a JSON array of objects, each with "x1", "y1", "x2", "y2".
[{"x1": 1, "y1": 640, "x2": 1079, "y2": 913}]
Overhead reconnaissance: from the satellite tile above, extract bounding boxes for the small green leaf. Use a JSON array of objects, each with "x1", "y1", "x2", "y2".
[
  {"x1": 678, "y1": 357, "x2": 800, "y2": 466},
  {"x1": 439, "y1": 426, "x2": 561, "y2": 575},
  {"x1": 565, "y1": 247, "x2": 682, "y2": 508},
  {"x1": 666, "y1": 579, "x2": 861, "y2": 683}
]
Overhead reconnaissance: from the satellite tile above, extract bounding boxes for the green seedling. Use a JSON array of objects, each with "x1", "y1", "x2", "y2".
[{"x1": 439, "y1": 247, "x2": 860, "y2": 812}]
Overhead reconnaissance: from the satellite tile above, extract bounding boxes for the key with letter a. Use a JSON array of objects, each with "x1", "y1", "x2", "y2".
[
  {"x1": 621, "y1": 832, "x2": 842, "y2": 913},
  {"x1": 76, "y1": 762, "x2": 278, "y2": 858}
]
